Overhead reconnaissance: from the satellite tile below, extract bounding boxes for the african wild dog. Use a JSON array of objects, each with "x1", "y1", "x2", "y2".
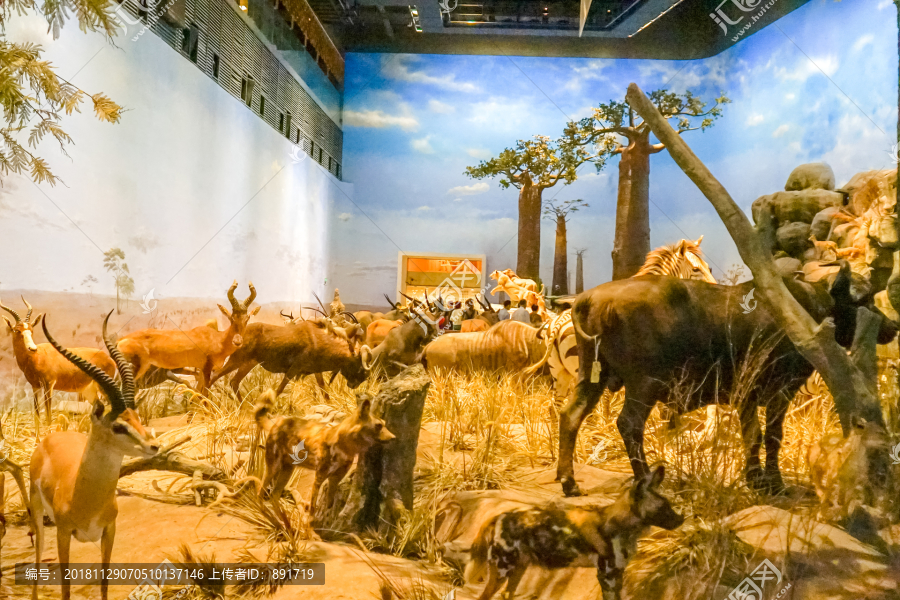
[
  {"x1": 465, "y1": 465, "x2": 683, "y2": 600},
  {"x1": 808, "y1": 416, "x2": 893, "y2": 523},
  {"x1": 254, "y1": 390, "x2": 395, "y2": 518}
]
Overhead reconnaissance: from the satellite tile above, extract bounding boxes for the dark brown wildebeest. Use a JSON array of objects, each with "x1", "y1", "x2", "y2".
[
  {"x1": 559, "y1": 266, "x2": 897, "y2": 497},
  {"x1": 360, "y1": 310, "x2": 439, "y2": 378},
  {"x1": 209, "y1": 320, "x2": 366, "y2": 401}
]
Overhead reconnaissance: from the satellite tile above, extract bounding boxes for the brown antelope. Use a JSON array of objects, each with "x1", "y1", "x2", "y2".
[
  {"x1": 31, "y1": 312, "x2": 160, "y2": 600},
  {"x1": 2, "y1": 297, "x2": 116, "y2": 424},
  {"x1": 117, "y1": 281, "x2": 258, "y2": 392}
]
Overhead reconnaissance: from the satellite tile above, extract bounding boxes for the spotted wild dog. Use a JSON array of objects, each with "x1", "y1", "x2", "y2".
[
  {"x1": 465, "y1": 465, "x2": 683, "y2": 600},
  {"x1": 254, "y1": 390, "x2": 395, "y2": 518}
]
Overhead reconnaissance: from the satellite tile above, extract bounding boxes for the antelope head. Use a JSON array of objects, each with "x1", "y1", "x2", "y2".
[
  {"x1": 42, "y1": 311, "x2": 160, "y2": 458},
  {"x1": 1, "y1": 297, "x2": 44, "y2": 353},
  {"x1": 218, "y1": 281, "x2": 259, "y2": 347}
]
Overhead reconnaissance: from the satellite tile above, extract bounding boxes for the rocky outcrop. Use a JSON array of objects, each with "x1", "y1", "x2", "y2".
[{"x1": 785, "y1": 162, "x2": 836, "y2": 192}]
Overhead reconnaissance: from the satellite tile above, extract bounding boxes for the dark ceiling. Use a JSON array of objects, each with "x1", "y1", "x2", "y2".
[{"x1": 306, "y1": 0, "x2": 812, "y2": 59}]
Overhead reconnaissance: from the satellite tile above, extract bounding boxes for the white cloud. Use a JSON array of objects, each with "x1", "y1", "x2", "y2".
[
  {"x1": 785, "y1": 93, "x2": 795, "y2": 100},
  {"x1": 337, "y1": 212, "x2": 353, "y2": 222},
  {"x1": 565, "y1": 60, "x2": 607, "y2": 90},
  {"x1": 772, "y1": 124, "x2": 791, "y2": 138},
  {"x1": 878, "y1": 0, "x2": 893, "y2": 9},
  {"x1": 853, "y1": 34, "x2": 875, "y2": 52},
  {"x1": 428, "y1": 99, "x2": 455, "y2": 113},
  {"x1": 746, "y1": 113, "x2": 764, "y2": 126},
  {"x1": 774, "y1": 55, "x2": 839, "y2": 82},
  {"x1": 417, "y1": 205, "x2": 433, "y2": 211},
  {"x1": 466, "y1": 148, "x2": 491, "y2": 159},
  {"x1": 447, "y1": 182, "x2": 489, "y2": 196},
  {"x1": 344, "y1": 109, "x2": 418, "y2": 131},
  {"x1": 383, "y1": 56, "x2": 479, "y2": 93},
  {"x1": 411, "y1": 136, "x2": 434, "y2": 154}
]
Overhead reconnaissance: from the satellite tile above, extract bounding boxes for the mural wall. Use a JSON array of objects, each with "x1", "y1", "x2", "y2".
[
  {"x1": 0, "y1": 15, "x2": 341, "y2": 382},
  {"x1": 334, "y1": 0, "x2": 898, "y2": 304}
]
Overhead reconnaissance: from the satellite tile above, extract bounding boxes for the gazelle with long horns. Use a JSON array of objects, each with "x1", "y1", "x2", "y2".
[
  {"x1": 117, "y1": 281, "x2": 259, "y2": 392},
  {"x1": 2, "y1": 297, "x2": 116, "y2": 424},
  {"x1": 31, "y1": 312, "x2": 160, "y2": 600}
]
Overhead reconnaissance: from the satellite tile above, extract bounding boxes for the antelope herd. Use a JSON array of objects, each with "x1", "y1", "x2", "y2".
[{"x1": 1, "y1": 236, "x2": 898, "y2": 599}]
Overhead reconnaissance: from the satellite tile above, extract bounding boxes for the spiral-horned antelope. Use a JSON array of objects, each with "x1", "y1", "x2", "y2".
[
  {"x1": 31, "y1": 312, "x2": 160, "y2": 600},
  {"x1": 117, "y1": 281, "x2": 258, "y2": 392},
  {"x1": 2, "y1": 297, "x2": 116, "y2": 425}
]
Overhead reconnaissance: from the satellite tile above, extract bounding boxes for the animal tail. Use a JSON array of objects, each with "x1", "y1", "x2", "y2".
[
  {"x1": 465, "y1": 514, "x2": 499, "y2": 584},
  {"x1": 254, "y1": 389, "x2": 277, "y2": 433},
  {"x1": 522, "y1": 342, "x2": 552, "y2": 378},
  {"x1": 571, "y1": 297, "x2": 597, "y2": 343}
]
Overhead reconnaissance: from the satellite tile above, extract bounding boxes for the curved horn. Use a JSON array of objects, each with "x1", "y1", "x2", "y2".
[
  {"x1": 0, "y1": 298, "x2": 21, "y2": 324},
  {"x1": 226, "y1": 280, "x2": 240, "y2": 311},
  {"x1": 101, "y1": 310, "x2": 135, "y2": 409},
  {"x1": 42, "y1": 315, "x2": 125, "y2": 414},
  {"x1": 360, "y1": 345, "x2": 374, "y2": 371},
  {"x1": 243, "y1": 281, "x2": 257, "y2": 308},
  {"x1": 313, "y1": 292, "x2": 330, "y2": 316},
  {"x1": 342, "y1": 311, "x2": 359, "y2": 324},
  {"x1": 21, "y1": 296, "x2": 33, "y2": 324},
  {"x1": 310, "y1": 306, "x2": 328, "y2": 318},
  {"x1": 383, "y1": 293, "x2": 398, "y2": 310},
  {"x1": 280, "y1": 309, "x2": 294, "y2": 321}
]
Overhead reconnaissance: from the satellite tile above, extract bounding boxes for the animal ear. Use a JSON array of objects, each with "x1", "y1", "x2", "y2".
[
  {"x1": 358, "y1": 397, "x2": 371, "y2": 417},
  {"x1": 32, "y1": 313, "x2": 44, "y2": 328},
  {"x1": 647, "y1": 465, "x2": 665, "y2": 489},
  {"x1": 251, "y1": 306, "x2": 261, "y2": 316},
  {"x1": 92, "y1": 400, "x2": 106, "y2": 420},
  {"x1": 2, "y1": 316, "x2": 12, "y2": 332},
  {"x1": 217, "y1": 304, "x2": 231, "y2": 318},
  {"x1": 694, "y1": 235, "x2": 703, "y2": 245},
  {"x1": 851, "y1": 415, "x2": 867, "y2": 430}
]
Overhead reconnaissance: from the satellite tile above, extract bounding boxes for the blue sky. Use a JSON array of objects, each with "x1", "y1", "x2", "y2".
[{"x1": 332, "y1": 0, "x2": 899, "y2": 303}]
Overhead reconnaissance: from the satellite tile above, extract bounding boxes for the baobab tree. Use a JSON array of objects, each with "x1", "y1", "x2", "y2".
[
  {"x1": 543, "y1": 199, "x2": 589, "y2": 295},
  {"x1": 567, "y1": 89, "x2": 729, "y2": 279},
  {"x1": 466, "y1": 133, "x2": 614, "y2": 281},
  {"x1": 574, "y1": 248, "x2": 587, "y2": 294}
]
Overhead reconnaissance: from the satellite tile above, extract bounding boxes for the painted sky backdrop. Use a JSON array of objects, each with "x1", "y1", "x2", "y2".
[{"x1": 334, "y1": 0, "x2": 899, "y2": 304}]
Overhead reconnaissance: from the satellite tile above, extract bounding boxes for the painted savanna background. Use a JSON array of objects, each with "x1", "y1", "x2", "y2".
[{"x1": 1, "y1": 0, "x2": 900, "y2": 599}]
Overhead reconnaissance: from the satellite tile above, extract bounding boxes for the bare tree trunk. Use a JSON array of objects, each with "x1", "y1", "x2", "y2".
[
  {"x1": 552, "y1": 214, "x2": 568, "y2": 295},
  {"x1": 517, "y1": 180, "x2": 543, "y2": 281},
  {"x1": 116, "y1": 285, "x2": 120, "y2": 315},
  {"x1": 575, "y1": 249, "x2": 585, "y2": 294},
  {"x1": 335, "y1": 365, "x2": 430, "y2": 533},
  {"x1": 626, "y1": 82, "x2": 884, "y2": 431},
  {"x1": 611, "y1": 139, "x2": 651, "y2": 280}
]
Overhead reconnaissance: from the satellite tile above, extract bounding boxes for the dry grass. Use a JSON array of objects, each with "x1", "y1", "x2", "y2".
[{"x1": 1, "y1": 345, "x2": 898, "y2": 598}]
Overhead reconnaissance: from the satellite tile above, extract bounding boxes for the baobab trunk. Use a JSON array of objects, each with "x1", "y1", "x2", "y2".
[
  {"x1": 517, "y1": 179, "x2": 543, "y2": 281},
  {"x1": 575, "y1": 250, "x2": 585, "y2": 294},
  {"x1": 611, "y1": 138, "x2": 651, "y2": 280},
  {"x1": 552, "y1": 214, "x2": 568, "y2": 295}
]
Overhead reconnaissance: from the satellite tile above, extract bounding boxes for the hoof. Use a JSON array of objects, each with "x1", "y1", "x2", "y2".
[
  {"x1": 561, "y1": 476, "x2": 584, "y2": 497},
  {"x1": 746, "y1": 469, "x2": 785, "y2": 495}
]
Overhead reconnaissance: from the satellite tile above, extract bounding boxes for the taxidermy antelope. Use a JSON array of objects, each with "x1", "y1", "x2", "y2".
[
  {"x1": 2, "y1": 297, "x2": 116, "y2": 425},
  {"x1": 31, "y1": 312, "x2": 160, "y2": 600},
  {"x1": 117, "y1": 281, "x2": 258, "y2": 392}
]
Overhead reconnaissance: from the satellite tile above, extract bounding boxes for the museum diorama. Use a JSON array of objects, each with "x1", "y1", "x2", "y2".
[{"x1": 1, "y1": 0, "x2": 899, "y2": 598}]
